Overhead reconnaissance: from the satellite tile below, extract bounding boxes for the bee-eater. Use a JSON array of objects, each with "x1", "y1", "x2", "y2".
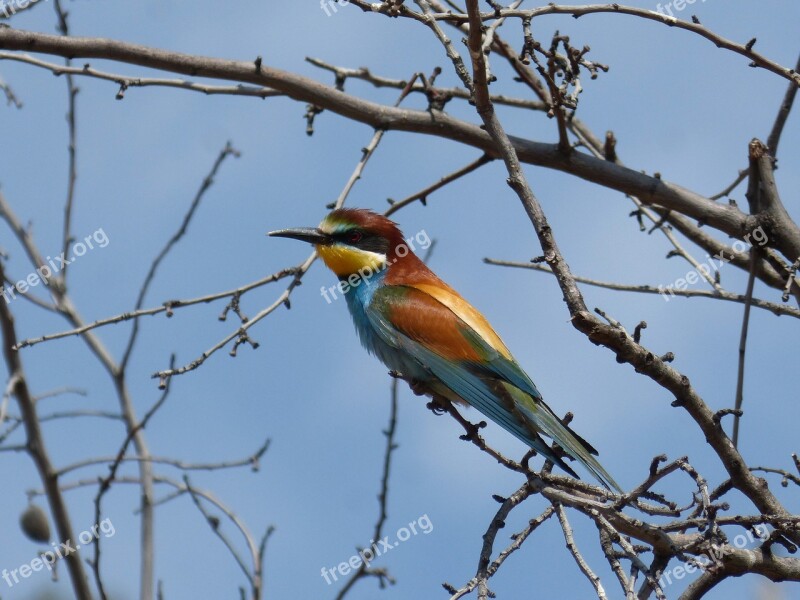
[{"x1": 270, "y1": 208, "x2": 620, "y2": 492}]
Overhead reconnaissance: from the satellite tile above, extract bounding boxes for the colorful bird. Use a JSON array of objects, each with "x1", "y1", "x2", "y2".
[{"x1": 270, "y1": 208, "x2": 620, "y2": 491}]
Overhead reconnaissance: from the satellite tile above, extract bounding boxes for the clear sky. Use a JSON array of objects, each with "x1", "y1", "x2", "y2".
[{"x1": 0, "y1": 1, "x2": 798, "y2": 599}]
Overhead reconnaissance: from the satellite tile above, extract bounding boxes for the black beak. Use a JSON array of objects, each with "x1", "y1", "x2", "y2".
[{"x1": 268, "y1": 227, "x2": 331, "y2": 245}]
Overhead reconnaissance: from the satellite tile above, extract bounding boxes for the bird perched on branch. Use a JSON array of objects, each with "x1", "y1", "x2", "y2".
[{"x1": 270, "y1": 208, "x2": 620, "y2": 492}]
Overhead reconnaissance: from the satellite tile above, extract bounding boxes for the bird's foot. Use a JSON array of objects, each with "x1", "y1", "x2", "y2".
[
  {"x1": 388, "y1": 371, "x2": 430, "y2": 397},
  {"x1": 408, "y1": 378, "x2": 430, "y2": 397},
  {"x1": 458, "y1": 419, "x2": 487, "y2": 442},
  {"x1": 425, "y1": 394, "x2": 451, "y2": 415}
]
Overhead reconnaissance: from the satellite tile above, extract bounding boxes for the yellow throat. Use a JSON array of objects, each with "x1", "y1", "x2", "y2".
[{"x1": 316, "y1": 244, "x2": 386, "y2": 278}]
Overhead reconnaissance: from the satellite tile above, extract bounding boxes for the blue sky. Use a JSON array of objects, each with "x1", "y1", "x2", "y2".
[{"x1": 0, "y1": 1, "x2": 798, "y2": 599}]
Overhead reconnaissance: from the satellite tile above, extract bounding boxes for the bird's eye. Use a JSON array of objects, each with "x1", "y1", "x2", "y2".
[{"x1": 348, "y1": 231, "x2": 363, "y2": 244}]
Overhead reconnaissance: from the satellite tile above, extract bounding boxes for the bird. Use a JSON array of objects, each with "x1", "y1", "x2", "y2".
[{"x1": 270, "y1": 208, "x2": 621, "y2": 492}]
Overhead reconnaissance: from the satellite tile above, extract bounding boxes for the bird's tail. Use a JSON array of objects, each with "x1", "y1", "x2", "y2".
[{"x1": 505, "y1": 384, "x2": 622, "y2": 493}]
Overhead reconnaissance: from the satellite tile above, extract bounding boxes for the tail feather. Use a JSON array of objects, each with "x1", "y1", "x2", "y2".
[
  {"x1": 564, "y1": 425, "x2": 599, "y2": 456},
  {"x1": 526, "y1": 434, "x2": 581, "y2": 479},
  {"x1": 503, "y1": 383, "x2": 622, "y2": 493}
]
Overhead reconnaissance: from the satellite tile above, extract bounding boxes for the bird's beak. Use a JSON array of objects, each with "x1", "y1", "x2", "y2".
[{"x1": 268, "y1": 227, "x2": 331, "y2": 245}]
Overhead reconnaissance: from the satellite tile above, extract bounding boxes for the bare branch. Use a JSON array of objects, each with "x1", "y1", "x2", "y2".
[
  {"x1": 0, "y1": 261, "x2": 92, "y2": 599},
  {"x1": 14, "y1": 267, "x2": 299, "y2": 350},
  {"x1": 54, "y1": 0, "x2": 79, "y2": 285},
  {"x1": 767, "y1": 53, "x2": 800, "y2": 158},
  {"x1": 0, "y1": 71, "x2": 22, "y2": 107},
  {"x1": 732, "y1": 233, "x2": 758, "y2": 448},
  {"x1": 184, "y1": 475, "x2": 262, "y2": 600},
  {"x1": 121, "y1": 141, "x2": 240, "y2": 370},
  {"x1": 456, "y1": 0, "x2": 799, "y2": 554},
  {"x1": 352, "y1": 1, "x2": 800, "y2": 86},
  {"x1": 555, "y1": 503, "x2": 608, "y2": 599},
  {"x1": 0, "y1": 51, "x2": 284, "y2": 99},
  {"x1": 385, "y1": 153, "x2": 493, "y2": 216},
  {"x1": 305, "y1": 56, "x2": 545, "y2": 111},
  {"x1": 334, "y1": 378, "x2": 400, "y2": 599},
  {"x1": 1, "y1": 27, "x2": 795, "y2": 265},
  {"x1": 483, "y1": 258, "x2": 800, "y2": 318}
]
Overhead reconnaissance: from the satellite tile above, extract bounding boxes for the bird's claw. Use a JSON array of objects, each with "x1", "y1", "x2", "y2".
[{"x1": 408, "y1": 379, "x2": 429, "y2": 396}]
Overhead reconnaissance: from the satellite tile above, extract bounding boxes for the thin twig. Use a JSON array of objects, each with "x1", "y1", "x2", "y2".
[
  {"x1": 352, "y1": 2, "x2": 800, "y2": 86},
  {"x1": 334, "y1": 377, "x2": 400, "y2": 599},
  {"x1": 92, "y1": 355, "x2": 177, "y2": 600},
  {"x1": 14, "y1": 268, "x2": 299, "y2": 350},
  {"x1": 184, "y1": 475, "x2": 262, "y2": 599},
  {"x1": 385, "y1": 153, "x2": 493, "y2": 216},
  {"x1": 483, "y1": 258, "x2": 800, "y2": 319},
  {"x1": 0, "y1": 51, "x2": 284, "y2": 100},
  {"x1": 709, "y1": 169, "x2": 747, "y2": 201},
  {"x1": 305, "y1": 56, "x2": 546, "y2": 111},
  {"x1": 54, "y1": 0, "x2": 78, "y2": 285},
  {"x1": 63, "y1": 438, "x2": 270, "y2": 477},
  {"x1": 121, "y1": 141, "x2": 240, "y2": 370},
  {"x1": 0, "y1": 71, "x2": 22, "y2": 107},
  {"x1": 555, "y1": 503, "x2": 608, "y2": 599},
  {"x1": 766, "y1": 53, "x2": 800, "y2": 157},
  {"x1": 732, "y1": 249, "x2": 757, "y2": 448}
]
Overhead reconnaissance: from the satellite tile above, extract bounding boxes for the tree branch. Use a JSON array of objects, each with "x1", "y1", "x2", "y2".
[
  {"x1": 1, "y1": 28, "x2": 795, "y2": 265},
  {"x1": 0, "y1": 261, "x2": 93, "y2": 600}
]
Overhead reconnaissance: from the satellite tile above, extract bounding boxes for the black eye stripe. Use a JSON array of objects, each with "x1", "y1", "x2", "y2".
[{"x1": 334, "y1": 230, "x2": 389, "y2": 254}]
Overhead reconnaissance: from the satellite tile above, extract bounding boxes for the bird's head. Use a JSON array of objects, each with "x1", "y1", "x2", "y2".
[{"x1": 269, "y1": 208, "x2": 406, "y2": 278}]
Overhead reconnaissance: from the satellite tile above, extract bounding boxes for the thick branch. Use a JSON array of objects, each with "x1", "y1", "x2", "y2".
[
  {"x1": 678, "y1": 547, "x2": 800, "y2": 600},
  {"x1": 1, "y1": 29, "x2": 794, "y2": 263},
  {"x1": 750, "y1": 140, "x2": 800, "y2": 262},
  {"x1": 0, "y1": 262, "x2": 93, "y2": 600},
  {"x1": 459, "y1": 0, "x2": 800, "y2": 550}
]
